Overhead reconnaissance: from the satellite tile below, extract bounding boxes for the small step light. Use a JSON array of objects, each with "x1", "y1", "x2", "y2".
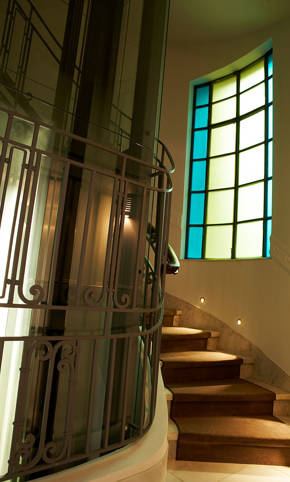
[
  {"x1": 200, "y1": 296, "x2": 205, "y2": 304},
  {"x1": 236, "y1": 318, "x2": 242, "y2": 326}
]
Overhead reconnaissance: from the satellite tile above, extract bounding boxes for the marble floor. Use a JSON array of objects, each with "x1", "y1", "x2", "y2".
[{"x1": 167, "y1": 460, "x2": 290, "y2": 481}]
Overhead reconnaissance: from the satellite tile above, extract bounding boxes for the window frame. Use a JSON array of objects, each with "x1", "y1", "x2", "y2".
[{"x1": 185, "y1": 50, "x2": 273, "y2": 260}]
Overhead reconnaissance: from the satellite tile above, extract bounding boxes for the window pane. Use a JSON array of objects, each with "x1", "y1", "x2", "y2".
[
  {"x1": 240, "y1": 83, "x2": 265, "y2": 115},
  {"x1": 266, "y1": 219, "x2": 272, "y2": 257},
  {"x1": 267, "y1": 53, "x2": 273, "y2": 77},
  {"x1": 196, "y1": 85, "x2": 210, "y2": 106},
  {"x1": 210, "y1": 123, "x2": 236, "y2": 156},
  {"x1": 194, "y1": 107, "x2": 209, "y2": 128},
  {"x1": 212, "y1": 76, "x2": 236, "y2": 101},
  {"x1": 267, "y1": 180, "x2": 272, "y2": 217},
  {"x1": 268, "y1": 105, "x2": 273, "y2": 139},
  {"x1": 239, "y1": 145, "x2": 264, "y2": 185},
  {"x1": 236, "y1": 221, "x2": 263, "y2": 258},
  {"x1": 191, "y1": 161, "x2": 207, "y2": 191},
  {"x1": 237, "y1": 182, "x2": 264, "y2": 221},
  {"x1": 211, "y1": 97, "x2": 236, "y2": 124},
  {"x1": 189, "y1": 193, "x2": 205, "y2": 224},
  {"x1": 240, "y1": 59, "x2": 264, "y2": 92},
  {"x1": 193, "y1": 130, "x2": 208, "y2": 159},
  {"x1": 207, "y1": 189, "x2": 234, "y2": 224},
  {"x1": 268, "y1": 78, "x2": 273, "y2": 103},
  {"x1": 239, "y1": 110, "x2": 265, "y2": 150},
  {"x1": 187, "y1": 227, "x2": 203, "y2": 258},
  {"x1": 268, "y1": 141, "x2": 273, "y2": 177},
  {"x1": 205, "y1": 225, "x2": 233, "y2": 259},
  {"x1": 208, "y1": 154, "x2": 235, "y2": 189}
]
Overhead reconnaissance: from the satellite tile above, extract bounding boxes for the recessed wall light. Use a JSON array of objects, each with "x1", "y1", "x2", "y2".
[
  {"x1": 236, "y1": 318, "x2": 242, "y2": 326},
  {"x1": 200, "y1": 297, "x2": 205, "y2": 304}
]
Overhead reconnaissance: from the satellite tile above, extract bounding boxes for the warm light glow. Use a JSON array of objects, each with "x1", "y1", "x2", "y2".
[
  {"x1": 200, "y1": 297, "x2": 205, "y2": 304},
  {"x1": 236, "y1": 319, "x2": 242, "y2": 326}
]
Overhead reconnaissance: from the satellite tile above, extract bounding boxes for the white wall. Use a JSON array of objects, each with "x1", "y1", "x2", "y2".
[{"x1": 160, "y1": 17, "x2": 290, "y2": 376}]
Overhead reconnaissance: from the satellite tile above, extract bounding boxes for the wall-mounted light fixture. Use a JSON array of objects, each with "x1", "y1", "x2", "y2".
[
  {"x1": 236, "y1": 318, "x2": 242, "y2": 326},
  {"x1": 200, "y1": 296, "x2": 205, "y2": 304},
  {"x1": 125, "y1": 193, "x2": 136, "y2": 219}
]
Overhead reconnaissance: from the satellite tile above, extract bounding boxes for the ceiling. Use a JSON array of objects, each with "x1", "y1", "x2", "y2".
[{"x1": 169, "y1": 0, "x2": 290, "y2": 45}]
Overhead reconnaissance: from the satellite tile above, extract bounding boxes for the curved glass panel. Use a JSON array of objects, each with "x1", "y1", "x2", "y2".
[
  {"x1": 240, "y1": 59, "x2": 264, "y2": 92},
  {"x1": 239, "y1": 145, "x2": 264, "y2": 185},
  {"x1": 237, "y1": 182, "x2": 264, "y2": 221},
  {"x1": 239, "y1": 110, "x2": 265, "y2": 150},
  {"x1": 236, "y1": 221, "x2": 263, "y2": 258},
  {"x1": 205, "y1": 225, "x2": 233, "y2": 259},
  {"x1": 207, "y1": 189, "x2": 234, "y2": 224},
  {"x1": 208, "y1": 154, "x2": 235, "y2": 189},
  {"x1": 212, "y1": 97, "x2": 236, "y2": 124},
  {"x1": 212, "y1": 76, "x2": 236, "y2": 101},
  {"x1": 240, "y1": 83, "x2": 265, "y2": 115},
  {"x1": 210, "y1": 123, "x2": 236, "y2": 156}
]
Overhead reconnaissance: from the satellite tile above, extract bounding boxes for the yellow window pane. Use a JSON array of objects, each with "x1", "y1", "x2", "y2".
[
  {"x1": 240, "y1": 59, "x2": 265, "y2": 92},
  {"x1": 212, "y1": 98, "x2": 236, "y2": 124},
  {"x1": 237, "y1": 182, "x2": 264, "y2": 222},
  {"x1": 240, "y1": 83, "x2": 265, "y2": 115},
  {"x1": 239, "y1": 110, "x2": 264, "y2": 150},
  {"x1": 239, "y1": 145, "x2": 264, "y2": 185},
  {"x1": 212, "y1": 76, "x2": 237, "y2": 101},
  {"x1": 236, "y1": 221, "x2": 263, "y2": 258},
  {"x1": 207, "y1": 189, "x2": 234, "y2": 224},
  {"x1": 208, "y1": 155, "x2": 235, "y2": 189},
  {"x1": 205, "y1": 225, "x2": 233, "y2": 259},
  {"x1": 210, "y1": 123, "x2": 236, "y2": 157}
]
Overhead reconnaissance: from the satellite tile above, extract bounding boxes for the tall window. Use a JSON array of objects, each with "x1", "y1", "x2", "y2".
[{"x1": 186, "y1": 51, "x2": 273, "y2": 259}]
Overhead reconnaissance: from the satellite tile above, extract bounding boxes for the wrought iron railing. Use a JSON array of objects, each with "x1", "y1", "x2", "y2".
[{"x1": 0, "y1": 106, "x2": 172, "y2": 481}]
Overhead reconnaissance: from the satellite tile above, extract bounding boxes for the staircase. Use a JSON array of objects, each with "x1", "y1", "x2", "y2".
[{"x1": 161, "y1": 310, "x2": 290, "y2": 466}]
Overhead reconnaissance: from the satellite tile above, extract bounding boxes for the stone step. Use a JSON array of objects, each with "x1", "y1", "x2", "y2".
[
  {"x1": 163, "y1": 309, "x2": 182, "y2": 327},
  {"x1": 161, "y1": 351, "x2": 243, "y2": 383},
  {"x1": 175, "y1": 415, "x2": 290, "y2": 466},
  {"x1": 161, "y1": 326, "x2": 212, "y2": 352},
  {"x1": 168, "y1": 379, "x2": 275, "y2": 417}
]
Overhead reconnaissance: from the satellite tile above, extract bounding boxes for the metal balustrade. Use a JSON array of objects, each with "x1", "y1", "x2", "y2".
[{"x1": 0, "y1": 106, "x2": 173, "y2": 481}]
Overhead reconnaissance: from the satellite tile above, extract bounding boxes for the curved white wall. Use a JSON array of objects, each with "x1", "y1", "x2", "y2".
[{"x1": 161, "y1": 17, "x2": 290, "y2": 376}]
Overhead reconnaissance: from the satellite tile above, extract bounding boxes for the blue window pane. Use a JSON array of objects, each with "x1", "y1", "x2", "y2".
[
  {"x1": 194, "y1": 107, "x2": 209, "y2": 128},
  {"x1": 267, "y1": 53, "x2": 273, "y2": 77},
  {"x1": 191, "y1": 161, "x2": 207, "y2": 191},
  {"x1": 266, "y1": 219, "x2": 272, "y2": 257},
  {"x1": 268, "y1": 78, "x2": 273, "y2": 103},
  {"x1": 187, "y1": 227, "x2": 203, "y2": 258},
  {"x1": 196, "y1": 85, "x2": 210, "y2": 106},
  {"x1": 189, "y1": 193, "x2": 205, "y2": 225},
  {"x1": 267, "y1": 180, "x2": 272, "y2": 217},
  {"x1": 268, "y1": 141, "x2": 273, "y2": 177},
  {"x1": 268, "y1": 105, "x2": 273, "y2": 139},
  {"x1": 193, "y1": 129, "x2": 208, "y2": 159}
]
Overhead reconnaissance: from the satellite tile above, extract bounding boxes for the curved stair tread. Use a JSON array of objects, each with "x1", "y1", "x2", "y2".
[
  {"x1": 175, "y1": 415, "x2": 290, "y2": 446},
  {"x1": 168, "y1": 378, "x2": 275, "y2": 401},
  {"x1": 160, "y1": 350, "x2": 243, "y2": 367},
  {"x1": 162, "y1": 326, "x2": 211, "y2": 339}
]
